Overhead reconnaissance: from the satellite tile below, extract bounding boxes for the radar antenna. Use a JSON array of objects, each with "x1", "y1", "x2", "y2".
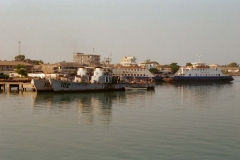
[{"x1": 104, "y1": 50, "x2": 112, "y2": 66}]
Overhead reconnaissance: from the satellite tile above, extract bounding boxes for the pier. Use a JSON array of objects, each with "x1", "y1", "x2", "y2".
[{"x1": 0, "y1": 82, "x2": 36, "y2": 92}]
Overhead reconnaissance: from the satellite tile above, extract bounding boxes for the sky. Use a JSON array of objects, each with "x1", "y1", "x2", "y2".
[{"x1": 0, "y1": 0, "x2": 240, "y2": 65}]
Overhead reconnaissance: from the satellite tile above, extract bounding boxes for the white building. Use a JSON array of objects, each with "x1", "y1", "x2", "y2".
[
  {"x1": 139, "y1": 60, "x2": 159, "y2": 69},
  {"x1": 120, "y1": 56, "x2": 137, "y2": 66}
]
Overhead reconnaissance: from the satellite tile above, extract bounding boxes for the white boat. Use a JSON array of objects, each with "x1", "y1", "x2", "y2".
[
  {"x1": 166, "y1": 61, "x2": 234, "y2": 82},
  {"x1": 49, "y1": 67, "x2": 126, "y2": 92},
  {"x1": 32, "y1": 67, "x2": 155, "y2": 92}
]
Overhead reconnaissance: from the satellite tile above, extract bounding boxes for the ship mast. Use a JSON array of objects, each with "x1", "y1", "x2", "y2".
[{"x1": 197, "y1": 55, "x2": 202, "y2": 62}]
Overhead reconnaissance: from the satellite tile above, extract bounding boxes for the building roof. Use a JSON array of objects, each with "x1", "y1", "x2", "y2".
[
  {"x1": 0, "y1": 60, "x2": 33, "y2": 66},
  {"x1": 33, "y1": 65, "x2": 42, "y2": 70},
  {"x1": 58, "y1": 62, "x2": 80, "y2": 67}
]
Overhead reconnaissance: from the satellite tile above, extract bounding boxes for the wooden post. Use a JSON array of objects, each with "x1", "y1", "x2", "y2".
[
  {"x1": 17, "y1": 84, "x2": 19, "y2": 92},
  {"x1": 3, "y1": 83, "x2": 5, "y2": 92},
  {"x1": 8, "y1": 84, "x2": 11, "y2": 92},
  {"x1": 20, "y1": 83, "x2": 23, "y2": 91}
]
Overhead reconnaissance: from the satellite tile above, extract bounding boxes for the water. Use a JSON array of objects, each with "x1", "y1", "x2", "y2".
[{"x1": 1, "y1": 77, "x2": 240, "y2": 160}]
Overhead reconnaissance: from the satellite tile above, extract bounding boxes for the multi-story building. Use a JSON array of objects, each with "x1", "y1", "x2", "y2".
[
  {"x1": 120, "y1": 56, "x2": 137, "y2": 66},
  {"x1": 0, "y1": 60, "x2": 33, "y2": 73},
  {"x1": 139, "y1": 60, "x2": 159, "y2": 69},
  {"x1": 41, "y1": 62, "x2": 80, "y2": 74},
  {"x1": 73, "y1": 52, "x2": 101, "y2": 67}
]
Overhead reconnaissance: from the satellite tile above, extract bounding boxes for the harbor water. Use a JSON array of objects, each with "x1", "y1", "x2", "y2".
[{"x1": 1, "y1": 77, "x2": 240, "y2": 160}]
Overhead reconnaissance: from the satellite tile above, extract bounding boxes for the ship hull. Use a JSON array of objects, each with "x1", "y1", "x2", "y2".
[
  {"x1": 125, "y1": 82, "x2": 155, "y2": 89},
  {"x1": 170, "y1": 76, "x2": 234, "y2": 82},
  {"x1": 31, "y1": 79, "x2": 53, "y2": 91},
  {"x1": 152, "y1": 76, "x2": 164, "y2": 82},
  {"x1": 49, "y1": 79, "x2": 126, "y2": 92}
]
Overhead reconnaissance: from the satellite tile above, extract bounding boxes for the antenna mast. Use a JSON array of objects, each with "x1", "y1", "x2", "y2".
[
  {"x1": 197, "y1": 55, "x2": 202, "y2": 62},
  {"x1": 18, "y1": 41, "x2": 21, "y2": 55},
  {"x1": 104, "y1": 50, "x2": 112, "y2": 66}
]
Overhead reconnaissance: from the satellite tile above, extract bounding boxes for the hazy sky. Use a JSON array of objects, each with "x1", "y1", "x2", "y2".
[{"x1": 0, "y1": 0, "x2": 240, "y2": 65}]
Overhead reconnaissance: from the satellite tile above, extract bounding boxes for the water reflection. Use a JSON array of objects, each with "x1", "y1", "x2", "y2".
[
  {"x1": 172, "y1": 82, "x2": 233, "y2": 109},
  {"x1": 33, "y1": 90, "x2": 155, "y2": 124}
]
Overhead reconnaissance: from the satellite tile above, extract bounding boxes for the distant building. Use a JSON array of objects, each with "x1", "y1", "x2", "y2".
[
  {"x1": 33, "y1": 65, "x2": 43, "y2": 73},
  {"x1": 139, "y1": 60, "x2": 159, "y2": 69},
  {"x1": 73, "y1": 52, "x2": 101, "y2": 67},
  {"x1": 0, "y1": 60, "x2": 33, "y2": 73},
  {"x1": 42, "y1": 62, "x2": 80, "y2": 74},
  {"x1": 120, "y1": 56, "x2": 137, "y2": 66},
  {"x1": 209, "y1": 64, "x2": 219, "y2": 68}
]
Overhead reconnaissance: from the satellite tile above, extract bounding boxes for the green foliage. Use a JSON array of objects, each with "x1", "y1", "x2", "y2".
[
  {"x1": 186, "y1": 62, "x2": 192, "y2": 66},
  {"x1": 149, "y1": 68, "x2": 159, "y2": 74},
  {"x1": 222, "y1": 70, "x2": 229, "y2": 74},
  {"x1": 15, "y1": 55, "x2": 25, "y2": 61},
  {"x1": 169, "y1": 63, "x2": 180, "y2": 73},
  {"x1": 14, "y1": 64, "x2": 28, "y2": 77},
  {"x1": 31, "y1": 60, "x2": 44, "y2": 65},
  {"x1": 227, "y1": 62, "x2": 239, "y2": 68},
  {"x1": 0, "y1": 73, "x2": 9, "y2": 79}
]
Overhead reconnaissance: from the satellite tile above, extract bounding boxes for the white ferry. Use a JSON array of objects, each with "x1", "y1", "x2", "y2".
[{"x1": 167, "y1": 61, "x2": 234, "y2": 82}]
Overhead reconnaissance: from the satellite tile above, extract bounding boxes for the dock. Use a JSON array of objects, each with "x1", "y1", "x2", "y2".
[{"x1": 0, "y1": 82, "x2": 36, "y2": 92}]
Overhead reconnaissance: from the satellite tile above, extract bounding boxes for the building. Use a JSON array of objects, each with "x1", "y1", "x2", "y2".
[
  {"x1": 41, "y1": 62, "x2": 80, "y2": 74},
  {"x1": 139, "y1": 60, "x2": 159, "y2": 69},
  {"x1": 209, "y1": 64, "x2": 219, "y2": 68},
  {"x1": 0, "y1": 60, "x2": 33, "y2": 74},
  {"x1": 32, "y1": 65, "x2": 43, "y2": 73},
  {"x1": 73, "y1": 52, "x2": 101, "y2": 67},
  {"x1": 120, "y1": 56, "x2": 137, "y2": 66}
]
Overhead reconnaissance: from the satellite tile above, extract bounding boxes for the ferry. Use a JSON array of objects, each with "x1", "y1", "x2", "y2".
[{"x1": 166, "y1": 61, "x2": 234, "y2": 82}]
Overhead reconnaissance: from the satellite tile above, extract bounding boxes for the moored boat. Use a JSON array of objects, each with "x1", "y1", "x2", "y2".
[
  {"x1": 49, "y1": 67, "x2": 126, "y2": 92},
  {"x1": 32, "y1": 67, "x2": 155, "y2": 92},
  {"x1": 166, "y1": 61, "x2": 234, "y2": 83}
]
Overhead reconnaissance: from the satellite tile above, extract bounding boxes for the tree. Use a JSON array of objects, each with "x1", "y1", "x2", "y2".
[
  {"x1": 15, "y1": 55, "x2": 25, "y2": 61},
  {"x1": 186, "y1": 62, "x2": 192, "y2": 66},
  {"x1": 169, "y1": 63, "x2": 180, "y2": 73},
  {"x1": 31, "y1": 60, "x2": 44, "y2": 65},
  {"x1": 227, "y1": 62, "x2": 239, "y2": 68},
  {"x1": 0, "y1": 73, "x2": 9, "y2": 79},
  {"x1": 149, "y1": 68, "x2": 159, "y2": 74},
  {"x1": 14, "y1": 64, "x2": 28, "y2": 77}
]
